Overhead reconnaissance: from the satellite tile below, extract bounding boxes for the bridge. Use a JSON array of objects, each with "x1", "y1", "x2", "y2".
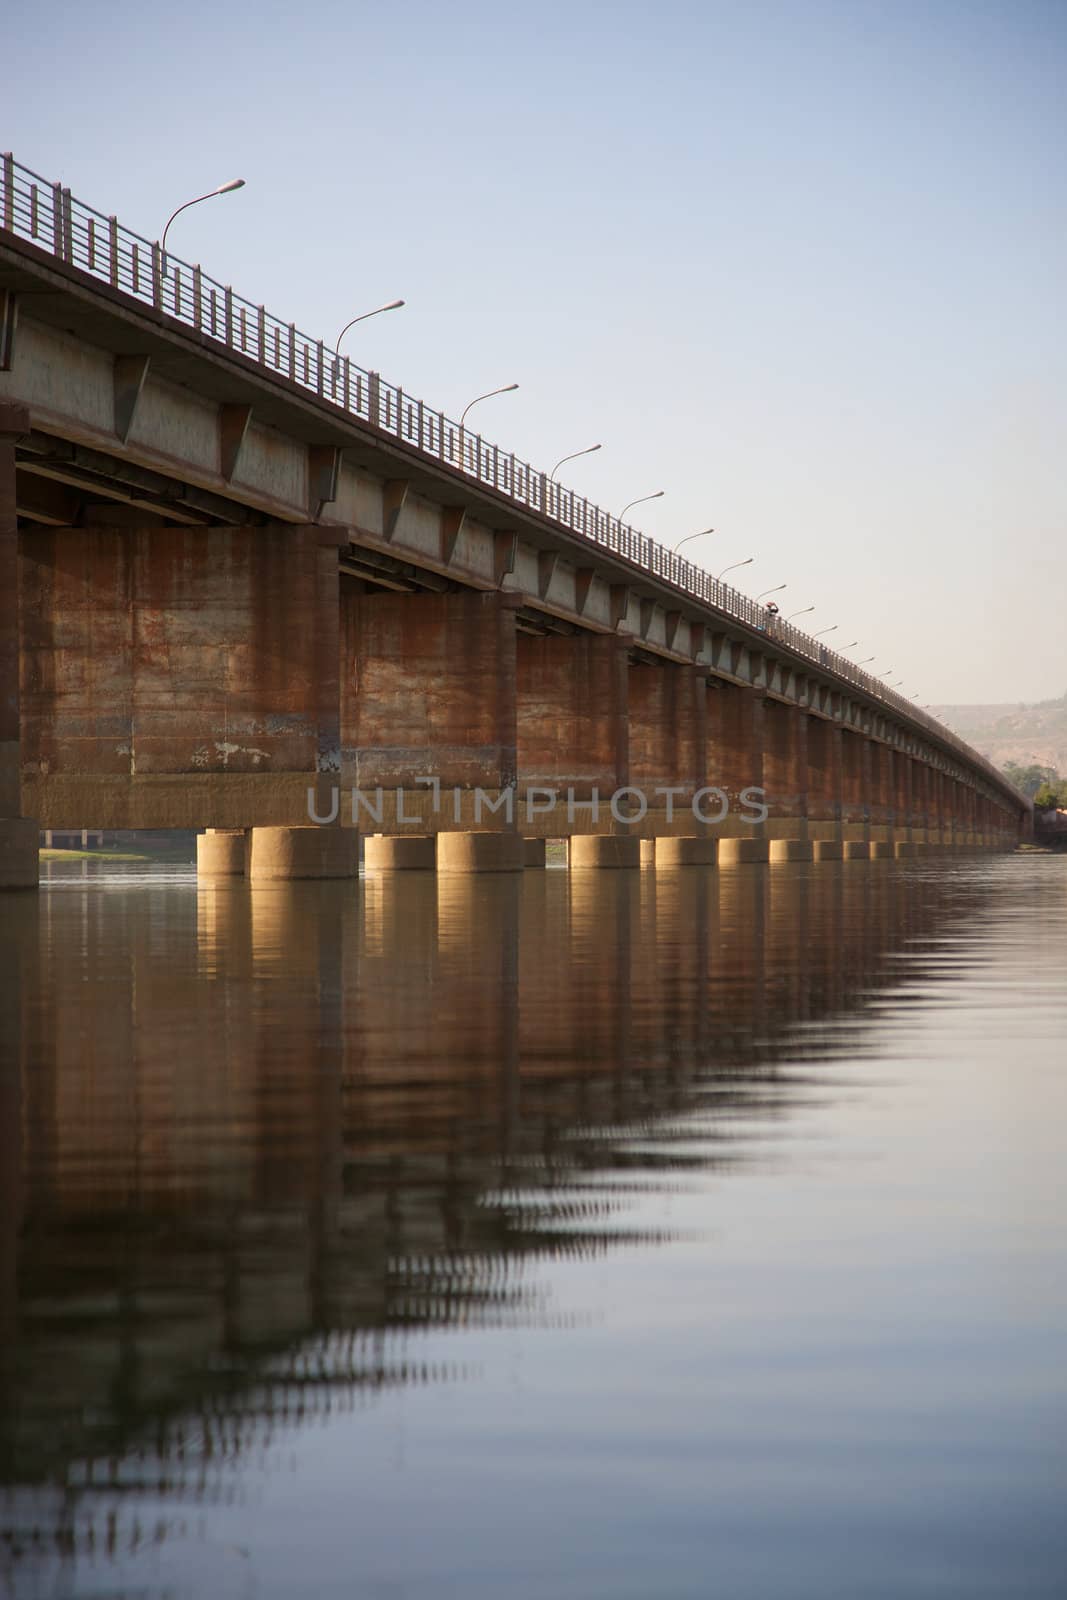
[{"x1": 0, "y1": 154, "x2": 1029, "y2": 886}]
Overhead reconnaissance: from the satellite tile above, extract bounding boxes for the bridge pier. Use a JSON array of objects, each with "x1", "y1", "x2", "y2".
[
  {"x1": 627, "y1": 660, "x2": 709, "y2": 837},
  {"x1": 516, "y1": 633, "x2": 628, "y2": 838},
  {"x1": 0, "y1": 404, "x2": 36, "y2": 889},
  {"x1": 762, "y1": 701, "x2": 808, "y2": 842}
]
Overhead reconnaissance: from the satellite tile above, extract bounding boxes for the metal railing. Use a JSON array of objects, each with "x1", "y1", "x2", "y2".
[{"x1": 0, "y1": 153, "x2": 1021, "y2": 803}]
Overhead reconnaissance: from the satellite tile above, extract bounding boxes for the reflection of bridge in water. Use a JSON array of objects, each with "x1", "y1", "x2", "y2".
[{"x1": 1, "y1": 862, "x2": 995, "y2": 1577}]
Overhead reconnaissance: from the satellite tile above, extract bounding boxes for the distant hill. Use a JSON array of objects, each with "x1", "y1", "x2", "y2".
[{"x1": 929, "y1": 693, "x2": 1067, "y2": 777}]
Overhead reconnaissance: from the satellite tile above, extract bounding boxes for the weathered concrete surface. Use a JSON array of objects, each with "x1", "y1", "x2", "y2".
[
  {"x1": 654, "y1": 836, "x2": 717, "y2": 867},
  {"x1": 247, "y1": 825, "x2": 358, "y2": 880},
  {"x1": 522, "y1": 838, "x2": 547, "y2": 867},
  {"x1": 20, "y1": 522, "x2": 336, "y2": 828},
  {"x1": 196, "y1": 828, "x2": 247, "y2": 876},
  {"x1": 569, "y1": 834, "x2": 641, "y2": 869},
  {"x1": 364, "y1": 834, "x2": 435, "y2": 871},
  {"x1": 718, "y1": 836, "x2": 768, "y2": 864},
  {"x1": 436, "y1": 831, "x2": 523, "y2": 873},
  {"x1": 708, "y1": 681, "x2": 764, "y2": 837},
  {"x1": 762, "y1": 700, "x2": 807, "y2": 836},
  {"x1": 516, "y1": 633, "x2": 628, "y2": 837},
  {"x1": 342, "y1": 590, "x2": 517, "y2": 832},
  {"x1": 770, "y1": 838, "x2": 813, "y2": 862},
  {"x1": 1, "y1": 403, "x2": 37, "y2": 887}
]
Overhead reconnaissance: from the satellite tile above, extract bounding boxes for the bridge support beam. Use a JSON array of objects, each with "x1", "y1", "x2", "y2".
[
  {"x1": 342, "y1": 590, "x2": 517, "y2": 833},
  {"x1": 762, "y1": 700, "x2": 808, "y2": 841},
  {"x1": 516, "y1": 633, "x2": 628, "y2": 837},
  {"x1": 709, "y1": 682, "x2": 764, "y2": 842},
  {"x1": 0, "y1": 403, "x2": 36, "y2": 888},
  {"x1": 626, "y1": 661, "x2": 708, "y2": 837},
  {"x1": 806, "y1": 717, "x2": 843, "y2": 843}
]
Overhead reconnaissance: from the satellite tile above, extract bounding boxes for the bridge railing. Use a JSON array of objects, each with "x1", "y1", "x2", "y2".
[{"x1": 0, "y1": 154, "x2": 1019, "y2": 801}]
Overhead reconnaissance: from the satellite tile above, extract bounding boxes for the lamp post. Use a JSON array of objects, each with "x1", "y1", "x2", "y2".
[
  {"x1": 161, "y1": 178, "x2": 245, "y2": 269},
  {"x1": 785, "y1": 606, "x2": 814, "y2": 623},
  {"x1": 755, "y1": 584, "x2": 786, "y2": 601},
  {"x1": 334, "y1": 300, "x2": 405, "y2": 355},
  {"x1": 813, "y1": 625, "x2": 837, "y2": 638},
  {"x1": 673, "y1": 527, "x2": 716, "y2": 554},
  {"x1": 619, "y1": 491, "x2": 664, "y2": 523},
  {"x1": 457, "y1": 384, "x2": 519, "y2": 469},
  {"x1": 840, "y1": 640, "x2": 859, "y2": 649},
  {"x1": 460, "y1": 384, "x2": 519, "y2": 429},
  {"x1": 858, "y1": 656, "x2": 875, "y2": 664},
  {"x1": 716, "y1": 557, "x2": 753, "y2": 583},
  {"x1": 549, "y1": 444, "x2": 601, "y2": 481}
]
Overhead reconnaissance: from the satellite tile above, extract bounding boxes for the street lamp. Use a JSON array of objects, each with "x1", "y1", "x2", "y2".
[
  {"x1": 755, "y1": 584, "x2": 786, "y2": 601},
  {"x1": 673, "y1": 526, "x2": 716, "y2": 554},
  {"x1": 858, "y1": 656, "x2": 875, "y2": 664},
  {"x1": 840, "y1": 640, "x2": 859, "y2": 649},
  {"x1": 878, "y1": 668, "x2": 894, "y2": 676},
  {"x1": 460, "y1": 384, "x2": 519, "y2": 428},
  {"x1": 549, "y1": 444, "x2": 601, "y2": 481},
  {"x1": 717, "y1": 557, "x2": 754, "y2": 582},
  {"x1": 785, "y1": 606, "x2": 814, "y2": 622},
  {"x1": 161, "y1": 178, "x2": 246, "y2": 262},
  {"x1": 334, "y1": 300, "x2": 405, "y2": 355},
  {"x1": 619, "y1": 491, "x2": 665, "y2": 522},
  {"x1": 813, "y1": 625, "x2": 837, "y2": 638}
]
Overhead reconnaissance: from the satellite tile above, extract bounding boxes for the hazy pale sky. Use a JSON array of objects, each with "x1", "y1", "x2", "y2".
[{"x1": 9, "y1": 0, "x2": 1065, "y2": 702}]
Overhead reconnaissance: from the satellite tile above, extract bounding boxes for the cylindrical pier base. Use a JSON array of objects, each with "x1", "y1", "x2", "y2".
[
  {"x1": 522, "y1": 838, "x2": 547, "y2": 868},
  {"x1": 197, "y1": 828, "x2": 247, "y2": 876},
  {"x1": 894, "y1": 840, "x2": 917, "y2": 859},
  {"x1": 718, "y1": 836, "x2": 768, "y2": 865},
  {"x1": 655, "y1": 836, "x2": 717, "y2": 867},
  {"x1": 436, "y1": 831, "x2": 523, "y2": 873},
  {"x1": 869, "y1": 841, "x2": 893, "y2": 859},
  {"x1": 569, "y1": 834, "x2": 641, "y2": 869},
  {"x1": 0, "y1": 818, "x2": 38, "y2": 890},
  {"x1": 769, "y1": 838, "x2": 813, "y2": 863},
  {"x1": 364, "y1": 834, "x2": 436, "y2": 871},
  {"x1": 843, "y1": 841, "x2": 870, "y2": 860},
  {"x1": 640, "y1": 839, "x2": 656, "y2": 868},
  {"x1": 812, "y1": 839, "x2": 843, "y2": 861},
  {"x1": 248, "y1": 825, "x2": 359, "y2": 881}
]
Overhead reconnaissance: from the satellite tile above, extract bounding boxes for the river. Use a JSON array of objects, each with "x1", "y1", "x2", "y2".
[{"x1": 1, "y1": 853, "x2": 1065, "y2": 1598}]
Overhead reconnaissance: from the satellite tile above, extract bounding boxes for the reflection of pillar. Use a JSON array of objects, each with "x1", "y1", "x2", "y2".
[
  {"x1": 566, "y1": 869, "x2": 638, "y2": 1117},
  {"x1": 0, "y1": 895, "x2": 35, "y2": 1379},
  {"x1": 763, "y1": 702, "x2": 808, "y2": 841},
  {"x1": 0, "y1": 402, "x2": 37, "y2": 888}
]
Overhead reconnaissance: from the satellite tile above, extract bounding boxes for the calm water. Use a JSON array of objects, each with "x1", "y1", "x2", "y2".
[{"x1": 1, "y1": 855, "x2": 1065, "y2": 1598}]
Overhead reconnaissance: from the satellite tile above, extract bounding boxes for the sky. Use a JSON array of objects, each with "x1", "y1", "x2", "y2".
[{"x1": 7, "y1": 0, "x2": 1065, "y2": 703}]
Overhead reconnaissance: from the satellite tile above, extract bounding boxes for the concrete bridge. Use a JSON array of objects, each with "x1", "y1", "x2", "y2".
[{"x1": 0, "y1": 154, "x2": 1029, "y2": 885}]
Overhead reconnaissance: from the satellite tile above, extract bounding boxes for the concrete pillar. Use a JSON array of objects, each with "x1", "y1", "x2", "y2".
[
  {"x1": 342, "y1": 590, "x2": 517, "y2": 833},
  {"x1": 436, "y1": 831, "x2": 523, "y2": 873},
  {"x1": 718, "y1": 836, "x2": 769, "y2": 864},
  {"x1": 248, "y1": 825, "x2": 359, "y2": 880},
  {"x1": 626, "y1": 661, "x2": 708, "y2": 836},
  {"x1": 516, "y1": 634, "x2": 628, "y2": 837},
  {"x1": 0, "y1": 404, "x2": 37, "y2": 890},
  {"x1": 569, "y1": 834, "x2": 641, "y2": 869},
  {"x1": 197, "y1": 827, "x2": 248, "y2": 875},
  {"x1": 770, "y1": 837, "x2": 813, "y2": 862},
  {"x1": 522, "y1": 838, "x2": 547, "y2": 868},
  {"x1": 762, "y1": 700, "x2": 808, "y2": 841},
  {"x1": 363, "y1": 834, "x2": 436, "y2": 871},
  {"x1": 654, "y1": 836, "x2": 716, "y2": 867}
]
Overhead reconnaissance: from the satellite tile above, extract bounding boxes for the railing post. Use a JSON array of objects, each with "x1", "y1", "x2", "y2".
[
  {"x1": 193, "y1": 266, "x2": 203, "y2": 331},
  {"x1": 287, "y1": 322, "x2": 296, "y2": 381},
  {"x1": 368, "y1": 371, "x2": 380, "y2": 428},
  {"x1": 61, "y1": 187, "x2": 73, "y2": 261},
  {"x1": 344, "y1": 357, "x2": 352, "y2": 413},
  {"x1": 257, "y1": 305, "x2": 266, "y2": 364},
  {"x1": 224, "y1": 287, "x2": 234, "y2": 347},
  {"x1": 51, "y1": 180, "x2": 63, "y2": 257},
  {"x1": 108, "y1": 216, "x2": 119, "y2": 287},
  {"x1": 151, "y1": 242, "x2": 162, "y2": 310},
  {"x1": 1, "y1": 154, "x2": 12, "y2": 232}
]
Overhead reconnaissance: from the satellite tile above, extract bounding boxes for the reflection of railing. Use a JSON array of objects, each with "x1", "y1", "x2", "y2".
[{"x1": 0, "y1": 153, "x2": 1020, "y2": 803}]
